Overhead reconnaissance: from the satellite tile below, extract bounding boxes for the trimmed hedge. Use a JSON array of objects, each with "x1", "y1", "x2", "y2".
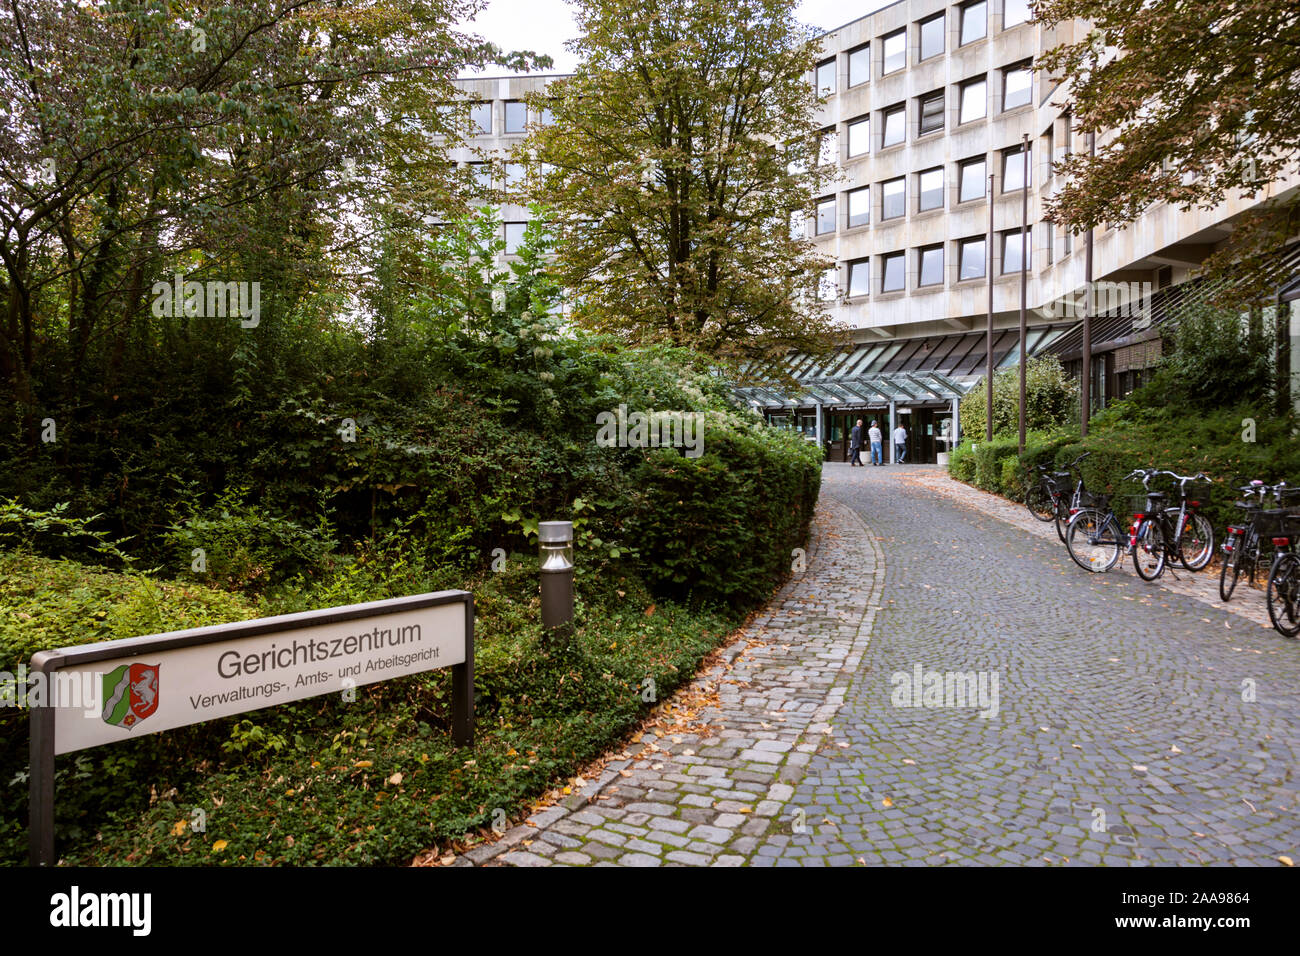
[
  {"x1": 949, "y1": 403, "x2": 1300, "y2": 543},
  {"x1": 630, "y1": 419, "x2": 822, "y2": 608}
]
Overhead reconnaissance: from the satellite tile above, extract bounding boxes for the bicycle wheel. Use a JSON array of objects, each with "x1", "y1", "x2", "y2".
[
  {"x1": 1132, "y1": 518, "x2": 1166, "y2": 580},
  {"x1": 1175, "y1": 512, "x2": 1215, "y2": 571},
  {"x1": 1266, "y1": 553, "x2": 1300, "y2": 637},
  {"x1": 1219, "y1": 532, "x2": 1243, "y2": 601},
  {"x1": 1025, "y1": 482, "x2": 1055, "y2": 521},
  {"x1": 1065, "y1": 510, "x2": 1123, "y2": 573},
  {"x1": 1053, "y1": 496, "x2": 1072, "y2": 543}
]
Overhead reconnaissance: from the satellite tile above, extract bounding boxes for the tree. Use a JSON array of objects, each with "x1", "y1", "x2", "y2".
[
  {"x1": 1035, "y1": 0, "x2": 1300, "y2": 294},
  {"x1": 0, "y1": 0, "x2": 545, "y2": 414},
  {"x1": 522, "y1": 0, "x2": 839, "y2": 366}
]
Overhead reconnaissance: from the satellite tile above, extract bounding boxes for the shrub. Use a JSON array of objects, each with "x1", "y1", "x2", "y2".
[
  {"x1": 972, "y1": 438, "x2": 1021, "y2": 495},
  {"x1": 1134, "y1": 300, "x2": 1272, "y2": 413},
  {"x1": 164, "y1": 488, "x2": 336, "y2": 591},
  {"x1": 948, "y1": 439, "x2": 977, "y2": 482},
  {"x1": 628, "y1": 416, "x2": 821, "y2": 608},
  {"x1": 960, "y1": 354, "x2": 1079, "y2": 440}
]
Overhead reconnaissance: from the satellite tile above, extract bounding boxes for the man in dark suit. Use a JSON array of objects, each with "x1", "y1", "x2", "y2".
[{"x1": 848, "y1": 419, "x2": 864, "y2": 466}]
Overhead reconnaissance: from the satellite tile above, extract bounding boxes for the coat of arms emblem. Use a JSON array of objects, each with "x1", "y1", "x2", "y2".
[{"x1": 102, "y1": 663, "x2": 160, "y2": 731}]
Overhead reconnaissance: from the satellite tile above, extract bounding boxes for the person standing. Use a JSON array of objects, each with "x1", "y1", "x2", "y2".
[
  {"x1": 868, "y1": 420, "x2": 883, "y2": 466},
  {"x1": 848, "y1": 418, "x2": 864, "y2": 466},
  {"x1": 893, "y1": 422, "x2": 907, "y2": 464}
]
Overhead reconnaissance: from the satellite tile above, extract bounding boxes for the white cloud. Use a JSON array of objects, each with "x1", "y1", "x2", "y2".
[{"x1": 458, "y1": 0, "x2": 896, "y2": 78}]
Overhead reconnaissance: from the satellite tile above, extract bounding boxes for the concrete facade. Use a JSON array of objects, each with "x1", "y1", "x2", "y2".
[{"x1": 448, "y1": 2, "x2": 1300, "y2": 349}]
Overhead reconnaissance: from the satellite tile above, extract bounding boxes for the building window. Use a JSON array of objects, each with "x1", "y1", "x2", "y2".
[
  {"x1": 1004, "y1": 0, "x2": 1031, "y2": 28},
  {"x1": 918, "y1": 245, "x2": 944, "y2": 286},
  {"x1": 847, "y1": 186, "x2": 870, "y2": 227},
  {"x1": 959, "y1": 236, "x2": 986, "y2": 280},
  {"x1": 919, "y1": 13, "x2": 945, "y2": 60},
  {"x1": 470, "y1": 102, "x2": 492, "y2": 134},
  {"x1": 959, "y1": 77, "x2": 987, "y2": 123},
  {"x1": 504, "y1": 100, "x2": 527, "y2": 133},
  {"x1": 960, "y1": 0, "x2": 987, "y2": 45},
  {"x1": 819, "y1": 267, "x2": 838, "y2": 301},
  {"x1": 881, "y1": 105, "x2": 905, "y2": 148},
  {"x1": 1044, "y1": 218, "x2": 1054, "y2": 264},
  {"x1": 816, "y1": 197, "x2": 836, "y2": 235},
  {"x1": 881, "y1": 252, "x2": 906, "y2": 292},
  {"x1": 918, "y1": 167, "x2": 944, "y2": 211},
  {"x1": 818, "y1": 128, "x2": 838, "y2": 166},
  {"x1": 881, "y1": 177, "x2": 905, "y2": 220},
  {"x1": 847, "y1": 116, "x2": 870, "y2": 158},
  {"x1": 504, "y1": 222, "x2": 527, "y2": 254},
  {"x1": 1003, "y1": 63, "x2": 1032, "y2": 110},
  {"x1": 882, "y1": 29, "x2": 906, "y2": 74},
  {"x1": 1044, "y1": 127, "x2": 1054, "y2": 180},
  {"x1": 1001, "y1": 227, "x2": 1031, "y2": 273},
  {"x1": 1063, "y1": 224, "x2": 1072, "y2": 256},
  {"x1": 816, "y1": 58, "x2": 836, "y2": 95},
  {"x1": 958, "y1": 156, "x2": 987, "y2": 201},
  {"x1": 468, "y1": 161, "x2": 492, "y2": 189},
  {"x1": 504, "y1": 163, "x2": 525, "y2": 189},
  {"x1": 1002, "y1": 144, "x2": 1032, "y2": 190},
  {"x1": 538, "y1": 105, "x2": 555, "y2": 126},
  {"x1": 918, "y1": 91, "x2": 945, "y2": 136},
  {"x1": 848, "y1": 259, "x2": 871, "y2": 297},
  {"x1": 848, "y1": 44, "x2": 870, "y2": 87}
]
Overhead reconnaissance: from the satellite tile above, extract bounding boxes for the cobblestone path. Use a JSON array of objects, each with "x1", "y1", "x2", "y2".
[{"x1": 471, "y1": 464, "x2": 1300, "y2": 866}]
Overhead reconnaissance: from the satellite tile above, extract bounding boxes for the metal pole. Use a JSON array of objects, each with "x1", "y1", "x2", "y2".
[
  {"x1": 28, "y1": 653, "x2": 57, "y2": 866},
  {"x1": 986, "y1": 172, "x2": 995, "y2": 442},
  {"x1": 1082, "y1": 131, "x2": 1095, "y2": 436},
  {"x1": 539, "y1": 520, "x2": 574, "y2": 634},
  {"x1": 452, "y1": 595, "x2": 475, "y2": 747},
  {"x1": 1018, "y1": 132, "x2": 1029, "y2": 454}
]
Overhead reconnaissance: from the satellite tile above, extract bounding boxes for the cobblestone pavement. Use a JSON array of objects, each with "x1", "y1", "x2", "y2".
[
  {"x1": 470, "y1": 464, "x2": 1300, "y2": 866},
  {"x1": 903, "y1": 465, "x2": 1277, "y2": 634}
]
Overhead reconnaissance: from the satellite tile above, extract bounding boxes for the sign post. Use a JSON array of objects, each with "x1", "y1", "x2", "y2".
[{"x1": 28, "y1": 590, "x2": 473, "y2": 866}]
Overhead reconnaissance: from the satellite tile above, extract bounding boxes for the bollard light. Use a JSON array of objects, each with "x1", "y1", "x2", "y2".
[
  {"x1": 538, "y1": 521, "x2": 574, "y2": 572},
  {"x1": 538, "y1": 520, "x2": 574, "y2": 631}
]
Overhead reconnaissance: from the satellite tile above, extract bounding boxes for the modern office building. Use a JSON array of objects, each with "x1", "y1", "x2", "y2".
[{"x1": 449, "y1": 1, "x2": 1300, "y2": 463}]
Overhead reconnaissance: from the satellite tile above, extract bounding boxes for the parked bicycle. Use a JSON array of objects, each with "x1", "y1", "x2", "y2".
[
  {"x1": 1130, "y1": 470, "x2": 1215, "y2": 581},
  {"x1": 1265, "y1": 514, "x2": 1300, "y2": 637},
  {"x1": 1063, "y1": 467, "x2": 1155, "y2": 573},
  {"x1": 1026, "y1": 452, "x2": 1090, "y2": 543},
  {"x1": 1220, "y1": 480, "x2": 1300, "y2": 601}
]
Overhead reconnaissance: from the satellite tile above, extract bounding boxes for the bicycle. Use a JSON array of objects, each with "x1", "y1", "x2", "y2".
[
  {"x1": 1219, "y1": 481, "x2": 1300, "y2": 601},
  {"x1": 1265, "y1": 514, "x2": 1300, "y2": 637},
  {"x1": 1026, "y1": 452, "x2": 1090, "y2": 543},
  {"x1": 1063, "y1": 467, "x2": 1153, "y2": 573},
  {"x1": 1130, "y1": 470, "x2": 1214, "y2": 580}
]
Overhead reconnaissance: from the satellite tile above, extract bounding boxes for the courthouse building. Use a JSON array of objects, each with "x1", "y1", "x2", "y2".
[{"x1": 448, "y1": 0, "x2": 1300, "y2": 463}]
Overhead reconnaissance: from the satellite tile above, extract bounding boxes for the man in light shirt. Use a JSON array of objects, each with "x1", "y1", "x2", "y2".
[
  {"x1": 868, "y1": 421, "x2": 883, "y2": 466},
  {"x1": 893, "y1": 423, "x2": 907, "y2": 464}
]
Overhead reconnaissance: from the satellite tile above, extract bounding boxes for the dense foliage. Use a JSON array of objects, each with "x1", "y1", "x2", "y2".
[
  {"x1": 1035, "y1": 0, "x2": 1300, "y2": 294},
  {"x1": 949, "y1": 300, "x2": 1298, "y2": 540},
  {"x1": 958, "y1": 354, "x2": 1078, "y2": 441},
  {"x1": 0, "y1": 204, "x2": 822, "y2": 865}
]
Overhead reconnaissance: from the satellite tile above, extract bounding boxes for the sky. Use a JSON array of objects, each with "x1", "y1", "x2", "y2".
[{"x1": 459, "y1": 0, "x2": 893, "y2": 77}]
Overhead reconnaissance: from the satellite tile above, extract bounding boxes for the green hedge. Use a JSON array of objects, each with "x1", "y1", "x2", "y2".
[
  {"x1": 630, "y1": 419, "x2": 821, "y2": 608},
  {"x1": 949, "y1": 402, "x2": 1300, "y2": 541}
]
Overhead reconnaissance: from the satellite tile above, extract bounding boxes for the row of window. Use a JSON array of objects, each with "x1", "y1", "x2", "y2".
[
  {"x1": 810, "y1": 145, "x2": 1033, "y2": 234},
  {"x1": 443, "y1": 99, "x2": 555, "y2": 137},
  {"x1": 813, "y1": 63, "x2": 1032, "y2": 165},
  {"x1": 814, "y1": 0, "x2": 1033, "y2": 94},
  {"x1": 819, "y1": 229, "x2": 1033, "y2": 300}
]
